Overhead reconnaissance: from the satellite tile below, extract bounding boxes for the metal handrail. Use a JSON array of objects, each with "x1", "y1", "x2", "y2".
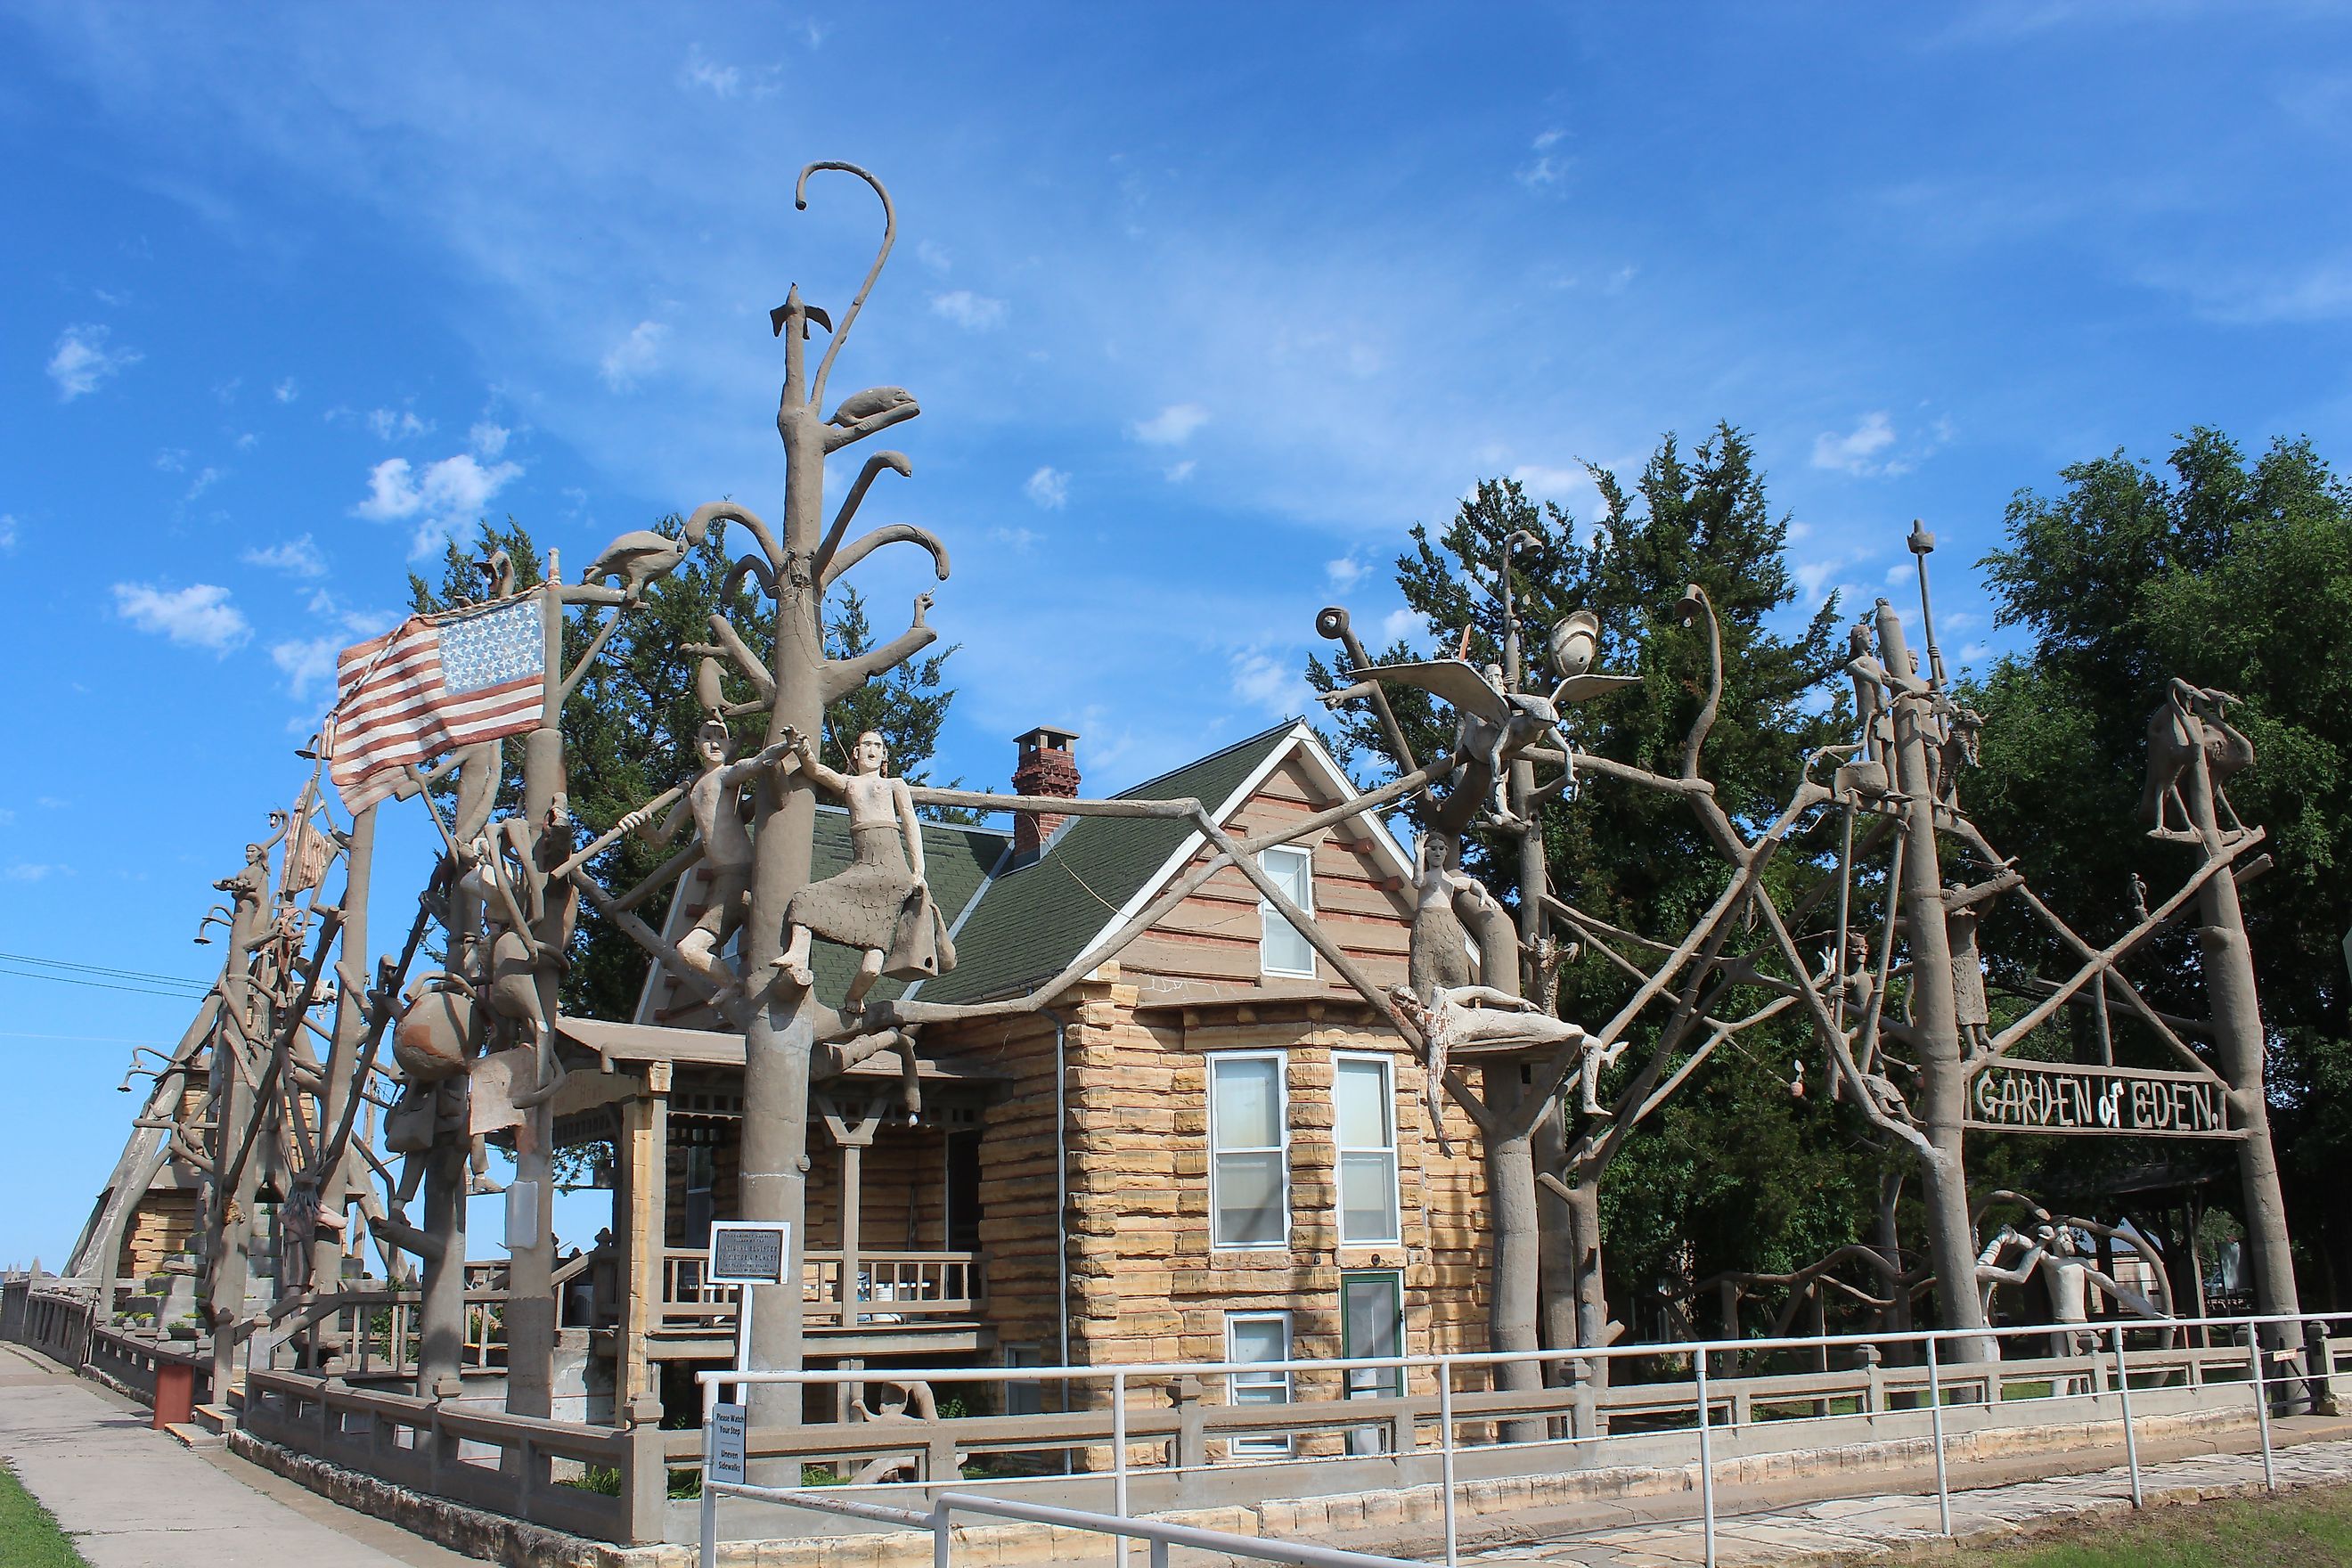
[{"x1": 694, "y1": 1307, "x2": 2347, "y2": 1568}]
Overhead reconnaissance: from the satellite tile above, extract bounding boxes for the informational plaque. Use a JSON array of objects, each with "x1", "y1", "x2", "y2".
[
  {"x1": 709, "y1": 1401, "x2": 747, "y2": 1486},
  {"x1": 706, "y1": 1221, "x2": 791, "y2": 1286},
  {"x1": 1966, "y1": 1059, "x2": 2234, "y2": 1139}
]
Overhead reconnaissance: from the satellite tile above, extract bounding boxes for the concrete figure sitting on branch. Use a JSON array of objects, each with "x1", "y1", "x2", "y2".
[
  {"x1": 1976, "y1": 1222, "x2": 2166, "y2": 1356},
  {"x1": 774, "y1": 728, "x2": 956, "y2": 1009},
  {"x1": 616, "y1": 718, "x2": 800, "y2": 1007}
]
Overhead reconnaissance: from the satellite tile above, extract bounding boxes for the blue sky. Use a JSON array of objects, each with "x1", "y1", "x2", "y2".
[{"x1": 5, "y1": 2, "x2": 2352, "y2": 1265}]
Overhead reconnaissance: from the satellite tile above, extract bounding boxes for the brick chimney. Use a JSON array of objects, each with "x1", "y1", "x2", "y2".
[{"x1": 1011, "y1": 726, "x2": 1081, "y2": 859}]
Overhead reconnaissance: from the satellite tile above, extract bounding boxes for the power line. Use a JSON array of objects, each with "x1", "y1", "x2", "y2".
[
  {"x1": 0, "y1": 966, "x2": 212, "y2": 1001},
  {"x1": 0, "y1": 950, "x2": 214, "y2": 991}
]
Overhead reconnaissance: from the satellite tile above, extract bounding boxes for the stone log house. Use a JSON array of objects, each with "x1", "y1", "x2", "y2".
[{"x1": 556, "y1": 719, "x2": 1494, "y2": 1430}]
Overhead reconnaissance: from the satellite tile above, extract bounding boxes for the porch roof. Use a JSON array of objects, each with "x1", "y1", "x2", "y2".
[{"x1": 555, "y1": 1016, "x2": 1004, "y2": 1082}]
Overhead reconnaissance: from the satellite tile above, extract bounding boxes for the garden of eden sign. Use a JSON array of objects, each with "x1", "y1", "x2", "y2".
[{"x1": 1967, "y1": 1059, "x2": 2234, "y2": 1139}]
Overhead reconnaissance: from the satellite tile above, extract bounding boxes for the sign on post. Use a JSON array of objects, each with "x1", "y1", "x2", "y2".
[
  {"x1": 709, "y1": 1401, "x2": 747, "y2": 1486},
  {"x1": 706, "y1": 1221, "x2": 791, "y2": 1285}
]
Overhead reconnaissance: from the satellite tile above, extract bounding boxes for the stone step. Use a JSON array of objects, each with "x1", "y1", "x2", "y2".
[{"x1": 161, "y1": 1420, "x2": 226, "y2": 1450}]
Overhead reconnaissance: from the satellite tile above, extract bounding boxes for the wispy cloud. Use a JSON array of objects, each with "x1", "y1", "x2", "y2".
[
  {"x1": 367, "y1": 407, "x2": 433, "y2": 441},
  {"x1": 1811, "y1": 412, "x2": 1900, "y2": 476},
  {"x1": 1163, "y1": 459, "x2": 1196, "y2": 484},
  {"x1": 46, "y1": 324, "x2": 141, "y2": 400},
  {"x1": 274, "y1": 376, "x2": 299, "y2": 403},
  {"x1": 470, "y1": 421, "x2": 510, "y2": 458},
  {"x1": 1131, "y1": 403, "x2": 1210, "y2": 445},
  {"x1": 1517, "y1": 127, "x2": 1569, "y2": 190},
  {"x1": 1229, "y1": 648, "x2": 1304, "y2": 715},
  {"x1": 112, "y1": 582, "x2": 252, "y2": 654},
  {"x1": 243, "y1": 534, "x2": 328, "y2": 577},
  {"x1": 1024, "y1": 466, "x2": 1069, "y2": 509},
  {"x1": 600, "y1": 320, "x2": 667, "y2": 391},
  {"x1": 269, "y1": 636, "x2": 341, "y2": 698},
  {"x1": 929, "y1": 290, "x2": 1006, "y2": 331},
  {"x1": 1326, "y1": 556, "x2": 1367, "y2": 590},
  {"x1": 0, "y1": 515, "x2": 16, "y2": 552},
  {"x1": 4, "y1": 863, "x2": 73, "y2": 882},
  {"x1": 353, "y1": 451, "x2": 525, "y2": 556}
]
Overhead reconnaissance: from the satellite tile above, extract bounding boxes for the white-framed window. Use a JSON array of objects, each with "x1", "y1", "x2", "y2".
[
  {"x1": 1225, "y1": 1311, "x2": 1294, "y2": 1456},
  {"x1": 1209, "y1": 1051, "x2": 1289, "y2": 1248},
  {"x1": 1333, "y1": 1052, "x2": 1401, "y2": 1245},
  {"x1": 1001, "y1": 1343, "x2": 1044, "y2": 1417},
  {"x1": 1257, "y1": 845, "x2": 1316, "y2": 977}
]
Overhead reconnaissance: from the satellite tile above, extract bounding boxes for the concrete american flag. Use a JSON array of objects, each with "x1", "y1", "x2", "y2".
[{"x1": 323, "y1": 597, "x2": 547, "y2": 813}]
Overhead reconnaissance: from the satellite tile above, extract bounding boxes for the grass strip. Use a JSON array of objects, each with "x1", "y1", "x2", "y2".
[
  {"x1": 1972, "y1": 1480, "x2": 2352, "y2": 1565},
  {"x1": 0, "y1": 1458, "x2": 88, "y2": 1567}
]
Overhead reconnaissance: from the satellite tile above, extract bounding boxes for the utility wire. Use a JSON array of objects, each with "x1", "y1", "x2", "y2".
[
  {"x1": 0, "y1": 949, "x2": 214, "y2": 990},
  {"x1": 0, "y1": 965, "x2": 211, "y2": 1000}
]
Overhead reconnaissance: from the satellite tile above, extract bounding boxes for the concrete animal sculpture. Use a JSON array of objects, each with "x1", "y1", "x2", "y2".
[
  {"x1": 2139, "y1": 678, "x2": 2254, "y2": 840},
  {"x1": 576, "y1": 510, "x2": 712, "y2": 602}
]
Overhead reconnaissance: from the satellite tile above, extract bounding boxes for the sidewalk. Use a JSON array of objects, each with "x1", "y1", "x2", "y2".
[
  {"x1": 1468, "y1": 1429, "x2": 2352, "y2": 1565},
  {"x1": 0, "y1": 1343, "x2": 471, "y2": 1568}
]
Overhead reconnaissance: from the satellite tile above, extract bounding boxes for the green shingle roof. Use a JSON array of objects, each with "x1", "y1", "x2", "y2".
[{"x1": 911, "y1": 720, "x2": 1299, "y2": 1005}]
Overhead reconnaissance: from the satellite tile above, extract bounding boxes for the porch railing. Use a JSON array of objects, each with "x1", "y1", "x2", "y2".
[{"x1": 659, "y1": 1248, "x2": 983, "y2": 1329}]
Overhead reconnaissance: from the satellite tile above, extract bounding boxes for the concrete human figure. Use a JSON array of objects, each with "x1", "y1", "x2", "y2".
[
  {"x1": 617, "y1": 718, "x2": 797, "y2": 1006},
  {"x1": 775, "y1": 729, "x2": 955, "y2": 1009},
  {"x1": 1977, "y1": 1222, "x2": 2165, "y2": 1356},
  {"x1": 1388, "y1": 983, "x2": 1596, "y2": 1115}
]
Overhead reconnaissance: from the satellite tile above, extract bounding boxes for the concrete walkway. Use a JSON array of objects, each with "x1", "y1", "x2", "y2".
[
  {"x1": 0, "y1": 1344, "x2": 472, "y2": 1568},
  {"x1": 1465, "y1": 1430, "x2": 2352, "y2": 1565}
]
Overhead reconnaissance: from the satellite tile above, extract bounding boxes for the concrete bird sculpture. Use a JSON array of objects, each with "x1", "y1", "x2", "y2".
[{"x1": 576, "y1": 510, "x2": 712, "y2": 602}]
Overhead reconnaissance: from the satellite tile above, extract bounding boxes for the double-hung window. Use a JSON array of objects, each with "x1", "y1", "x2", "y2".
[
  {"x1": 1257, "y1": 845, "x2": 1315, "y2": 977},
  {"x1": 1225, "y1": 1311, "x2": 1294, "y2": 1456},
  {"x1": 1333, "y1": 1053, "x2": 1401, "y2": 1245},
  {"x1": 1209, "y1": 1052, "x2": 1288, "y2": 1247}
]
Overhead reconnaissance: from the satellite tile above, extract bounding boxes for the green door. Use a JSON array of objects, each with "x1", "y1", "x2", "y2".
[{"x1": 1341, "y1": 1271, "x2": 1403, "y2": 1454}]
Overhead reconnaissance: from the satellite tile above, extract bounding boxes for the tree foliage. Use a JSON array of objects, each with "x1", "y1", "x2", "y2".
[{"x1": 1965, "y1": 429, "x2": 2352, "y2": 1301}]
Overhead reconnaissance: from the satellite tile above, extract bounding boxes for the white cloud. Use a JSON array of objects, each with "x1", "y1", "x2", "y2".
[
  {"x1": 353, "y1": 452, "x2": 525, "y2": 556},
  {"x1": 235, "y1": 431, "x2": 260, "y2": 452},
  {"x1": 112, "y1": 582, "x2": 252, "y2": 655},
  {"x1": 916, "y1": 239, "x2": 952, "y2": 274},
  {"x1": 1229, "y1": 648, "x2": 1304, "y2": 715},
  {"x1": 1517, "y1": 129, "x2": 1570, "y2": 190},
  {"x1": 1786, "y1": 519, "x2": 1814, "y2": 543},
  {"x1": 153, "y1": 448, "x2": 189, "y2": 473},
  {"x1": 1327, "y1": 556, "x2": 1368, "y2": 590},
  {"x1": 1131, "y1": 403, "x2": 1210, "y2": 446},
  {"x1": 1024, "y1": 466, "x2": 1069, "y2": 510},
  {"x1": 988, "y1": 525, "x2": 1041, "y2": 552},
  {"x1": 1163, "y1": 460, "x2": 1196, "y2": 484},
  {"x1": 184, "y1": 466, "x2": 223, "y2": 501},
  {"x1": 270, "y1": 636, "x2": 342, "y2": 698},
  {"x1": 1811, "y1": 412, "x2": 1900, "y2": 475},
  {"x1": 46, "y1": 324, "x2": 141, "y2": 400},
  {"x1": 682, "y1": 51, "x2": 739, "y2": 96},
  {"x1": 601, "y1": 321, "x2": 667, "y2": 391},
  {"x1": 1792, "y1": 559, "x2": 1845, "y2": 602},
  {"x1": 470, "y1": 421, "x2": 510, "y2": 458},
  {"x1": 1380, "y1": 607, "x2": 1423, "y2": 645},
  {"x1": 243, "y1": 534, "x2": 328, "y2": 577},
  {"x1": 1509, "y1": 463, "x2": 1591, "y2": 502},
  {"x1": 367, "y1": 407, "x2": 433, "y2": 441},
  {"x1": 0, "y1": 515, "x2": 15, "y2": 551},
  {"x1": 274, "y1": 377, "x2": 299, "y2": 403},
  {"x1": 929, "y1": 290, "x2": 1006, "y2": 330},
  {"x1": 1884, "y1": 562, "x2": 1915, "y2": 586},
  {"x1": 4, "y1": 864, "x2": 71, "y2": 882}
]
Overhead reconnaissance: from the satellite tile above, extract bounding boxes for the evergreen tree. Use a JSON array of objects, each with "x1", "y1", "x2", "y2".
[{"x1": 1309, "y1": 428, "x2": 1890, "y2": 1330}]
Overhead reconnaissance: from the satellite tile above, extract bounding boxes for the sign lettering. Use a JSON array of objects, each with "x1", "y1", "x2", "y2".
[
  {"x1": 706, "y1": 1221, "x2": 791, "y2": 1286},
  {"x1": 710, "y1": 1401, "x2": 747, "y2": 1486},
  {"x1": 1968, "y1": 1061, "x2": 2230, "y2": 1139}
]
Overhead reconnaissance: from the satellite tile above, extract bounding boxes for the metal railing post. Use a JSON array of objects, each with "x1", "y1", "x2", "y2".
[
  {"x1": 1438, "y1": 1358, "x2": 1458, "y2": 1568},
  {"x1": 933, "y1": 1498, "x2": 952, "y2": 1568},
  {"x1": 1924, "y1": 1335, "x2": 1951, "y2": 1537},
  {"x1": 1113, "y1": 1369, "x2": 1129, "y2": 1568},
  {"x1": 2112, "y1": 1327, "x2": 2142, "y2": 1508},
  {"x1": 699, "y1": 1375, "x2": 719, "y2": 1568},
  {"x1": 2249, "y1": 1331, "x2": 2276, "y2": 1492},
  {"x1": 1694, "y1": 1359, "x2": 1717, "y2": 1568}
]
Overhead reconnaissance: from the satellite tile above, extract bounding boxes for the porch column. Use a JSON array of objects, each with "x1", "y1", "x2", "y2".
[
  {"x1": 621, "y1": 1062, "x2": 670, "y2": 1418},
  {"x1": 819, "y1": 1097, "x2": 883, "y2": 1332}
]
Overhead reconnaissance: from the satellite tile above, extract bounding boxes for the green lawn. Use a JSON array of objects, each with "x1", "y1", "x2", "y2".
[
  {"x1": 1971, "y1": 1482, "x2": 2352, "y2": 1565},
  {"x1": 0, "y1": 1460, "x2": 86, "y2": 1567}
]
